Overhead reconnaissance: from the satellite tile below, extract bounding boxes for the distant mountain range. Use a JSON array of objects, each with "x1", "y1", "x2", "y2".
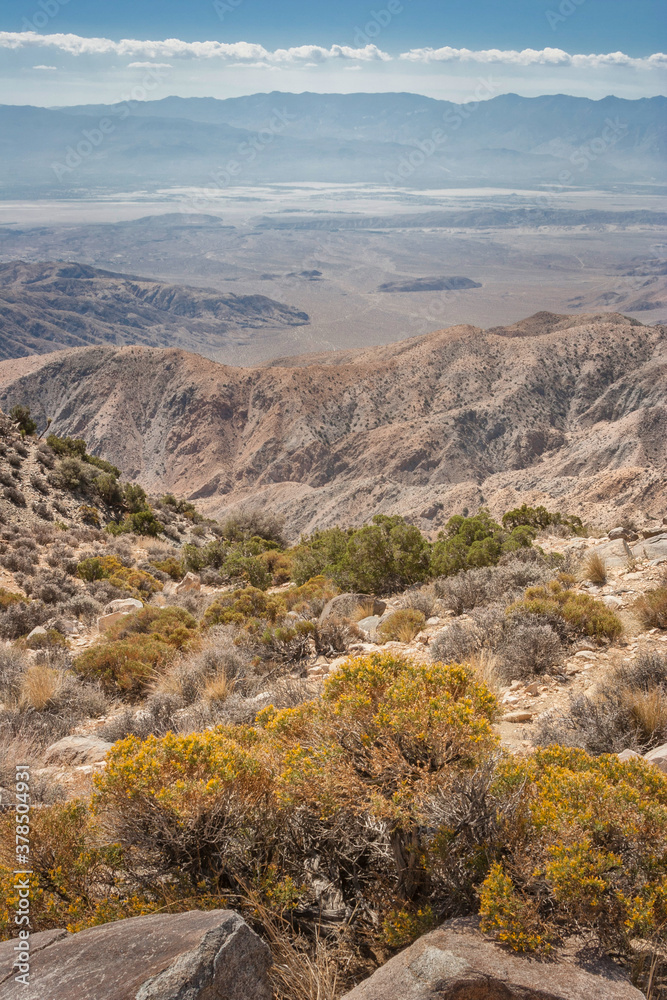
[
  {"x1": 0, "y1": 92, "x2": 664, "y2": 196},
  {"x1": 0, "y1": 261, "x2": 309, "y2": 362},
  {"x1": 0, "y1": 312, "x2": 664, "y2": 536}
]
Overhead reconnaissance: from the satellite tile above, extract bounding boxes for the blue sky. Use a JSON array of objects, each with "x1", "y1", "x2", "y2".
[{"x1": 1, "y1": 0, "x2": 665, "y2": 105}]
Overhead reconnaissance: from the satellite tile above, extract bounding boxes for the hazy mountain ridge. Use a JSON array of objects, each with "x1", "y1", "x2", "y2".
[
  {"x1": 0, "y1": 312, "x2": 664, "y2": 537},
  {"x1": 2, "y1": 92, "x2": 665, "y2": 196},
  {"x1": 0, "y1": 260, "x2": 309, "y2": 361}
]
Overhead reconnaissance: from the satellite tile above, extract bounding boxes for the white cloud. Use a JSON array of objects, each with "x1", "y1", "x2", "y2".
[
  {"x1": 32, "y1": 64, "x2": 57, "y2": 70},
  {"x1": 399, "y1": 46, "x2": 667, "y2": 70},
  {"x1": 127, "y1": 61, "x2": 173, "y2": 69},
  {"x1": 0, "y1": 31, "x2": 391, "y2": 64}
]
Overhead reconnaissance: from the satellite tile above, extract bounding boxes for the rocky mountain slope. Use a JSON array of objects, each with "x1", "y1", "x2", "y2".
[
  {"x1": 0, "y1": 312, "x2": 664, "y2": 537},
  {"x1": 0, "y1": 261, "x2": 309, "y2": 361}
]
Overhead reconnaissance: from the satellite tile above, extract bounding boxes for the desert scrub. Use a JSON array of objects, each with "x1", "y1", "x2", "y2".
[
  {"x1": 0, "y1": 588, "x2": 27, "y2": 610},
  {"x1": 89, "y1": 653, "x2": 497, "y2": 915},
  {"x1": 535, "y1": 652, "x2": 667, "y2": 754},
  {"x1": 634, "y1": 584, "x2": 667, "y2": 630},
  {"x1": 508, "y1": 581, "x2": 622, "y2": 644},
  {"x1": 203, "y1": 586, "x2": 287, "y2": 628},
  {"x1": 76, "y1": 555, "x2": 162, "y2": 598},
  {"x1": 584, "y1": 551, "x2": 607, "y2": 586},
  {"x1": 283, "y1": 575, "x2": 338, "y2": 615},
  {"x1": 377, "y1": 608, "x2": 425, "y2": 643},
  {"x1": 476, "y1": 747, "x2": 667, "y2": 955},
  {"x1": 74, "y1": 607, "x2": 199, "y2": 697}
]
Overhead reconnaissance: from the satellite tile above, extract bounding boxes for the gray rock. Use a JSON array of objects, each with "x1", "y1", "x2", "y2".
[
  {"x1": 104, "y1": 598, "x2": 144, "y2": 615},
  {"x1": 26, "y1": 626, "x2": 47, "y2": 640},
  {"x1": 0, "y1": 909, "x2": 271, "y2": 1000},
  {"x1": 645, "y1": 742, "x2": 667, "y2": 774},
  {"x1": 43, "y1": 735, "x2": 113, "y2": 766},
  {"x1": 617, "y1": 749, "x2": 642, "y2": 763},
  {"x1": 587, "y1": 538, "x2": 631, "y2": 568},
  {"x1": 342, "y1": 917, "x2": 644, "y2": 1000},
  {"x1": 608, "y1": 526, "x2": 635, "y2": 541},
  {"x1": 602, "y1": 595, "x2": 623, "y2": 609},
  {"x1": 641, "y1": 524, "x2": 666, "y2": 539},
  {"x1": 357, "y1": 615, "x2": 381, "y2": 633},
  {"x1": 320, "y1": 594, "x2": 386, "y2": 623},
  {"x1": 633, "y1": 532, "x2": 667, "y2": 562}
]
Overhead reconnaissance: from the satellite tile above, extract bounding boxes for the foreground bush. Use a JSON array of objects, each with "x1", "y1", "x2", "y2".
[
  {"x1": 0, "y1": 652, "x2": 664, "y2": 990},
  {"x1": 477, "y1": 747, "x2": 667, "y2": 955}
]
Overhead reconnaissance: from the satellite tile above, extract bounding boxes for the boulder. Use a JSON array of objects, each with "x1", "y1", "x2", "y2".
[
  {"x1": 26, "y1": 626, "x2": 47, "y2": 640},
  {"x1": 341, "y1": 917, "x2": 643, "y2": 1000},
  {"x1": 97, "y1": 611, "x2": 131, "y2": 633},
  {"x1": 633, "y1": 532, "x2": 667, "y2": 562},
  {"x1": 357, "y1": 615, "x2": 381, "y2": 634},
  {"x1": 176, "y1": 572, "x2": 201, "y2": 594},
  {"x1": 608, "y1": 526, "x2": 636, "y2": 541},
  {"x1": 644, "y1": 742, "x2": 667, "y2": 774},
  {"x1": 641, "y1": 524, "x2": 666, "y2": 539},
  {"x1": 587, "y1": 538, "x2": 631, "y2": 568},
  {"x1": 617, "y1": 749, "x2": 642, "y2": 763},
  {"x1": 44, "y1": 735, "x2": 113, "y2": 766},
  {"x1": 0, "y1": 909, "x2": 271, "y2": 1000},
  {"x1": 503, "y1": 711, "x2": 533, "y2": 723},
  {"x1": 320, "y1": 594, "x2": 386, "y2": 623},
  {"x1": 602, "y1": 595, "x2": 623, "y2": 609},
  {"x1": 104, "y1": 598, "x2": 143, "y2": 615}
]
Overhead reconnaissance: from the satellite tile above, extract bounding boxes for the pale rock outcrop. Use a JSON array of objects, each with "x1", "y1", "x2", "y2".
[
  {"x1": 43, "y1": 735, "x2": 113, "y2": 766},
  {"x1": 0, "y1": 909, "x2": 271, "y2": 1000},
  {"x1": 176, "y1": 572, "x2": 201, "y2": 594},
  {"x1": 342, "y1": 918, "x2": 644, "y2": 1000},
  {"x1": 320, "y1": 594, "x2": 386, "y2": 623}
]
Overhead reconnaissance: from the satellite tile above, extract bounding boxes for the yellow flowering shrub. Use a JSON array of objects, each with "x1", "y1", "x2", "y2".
[{"x1": 478, "y1": 747, "x2": 667, "y2": 952}]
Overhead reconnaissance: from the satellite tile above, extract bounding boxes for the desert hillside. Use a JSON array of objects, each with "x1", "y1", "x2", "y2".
[
  {"x1": 0, "y1": 260, "x2": 309, "y2": 362},
  {"x1": 0, "y1": 311, "x2": 665, "y2": 537}
]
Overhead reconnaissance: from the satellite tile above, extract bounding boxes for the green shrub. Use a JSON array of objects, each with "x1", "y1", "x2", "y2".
[
  {"x1": 151, "y1": 556, "x2": 184, "y2": 580},
  {"x1": 292, "y1": 516, "x2": 431, "y2": 593},
  {"x1": 508, "y1": 581, "x2": 623, "y2": 643},
  {"x1": 502, "y1": 504, "x2": 584, "y2": 536},
  {"x1": 430, "y1": 509, "x2": 535, "y2": 579},
  {"x1": 10, "y1": 405, "x2": 36, "y2": 436}
]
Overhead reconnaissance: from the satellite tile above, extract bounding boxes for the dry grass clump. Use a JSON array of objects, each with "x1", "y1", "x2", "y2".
[
  {"x1": 584, "y1": 551, "x2": 607, "y2": 585},
  {"x1": 635, "y1": 585, "x2": 667, "y2": 630},
  {"x1": 19, "y1": 663, "x2": 64, "y2": 711},
  {"x1": 535, "y1": 651, "x2": 667, "y2": 754},
  {"x1": 377, "y1": 608, "x2": 426, "y2": 643}
]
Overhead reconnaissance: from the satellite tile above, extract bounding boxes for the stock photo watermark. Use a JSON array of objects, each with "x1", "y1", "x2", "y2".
[
  {"x1": 353, "y1": 0, "x2": 412, "y2": 46},
  {"x1": 546, "y1": 0, "x2": 586, "y2": 30},
  {"x1": 13, "y1": 764, "x2": 32, "y2": 986},
  {"x1": 21, "y1": 0, "x2": 71, "y2": 31},
  {"x1": 383, "y1": 77, "x2": 498, "y2": 184},
  {"x1": 213, "y1": 0, "x2": 244, "y2": 22},
  {"x1": 185, "y1": 107, "x2": 296, "y2": 211},
  {"x1": 50, "y1": 64, "x2": 170, "y2": 181}
]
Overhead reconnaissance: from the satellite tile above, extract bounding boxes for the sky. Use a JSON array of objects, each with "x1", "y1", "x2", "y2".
[{"x1": 0, "y1": 0, "x2": 665, "y2": 106}]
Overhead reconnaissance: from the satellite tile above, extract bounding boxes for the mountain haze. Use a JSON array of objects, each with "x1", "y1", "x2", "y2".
[{"x1": 2, "y1": 92, "x2": 664, "y2": 196}]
